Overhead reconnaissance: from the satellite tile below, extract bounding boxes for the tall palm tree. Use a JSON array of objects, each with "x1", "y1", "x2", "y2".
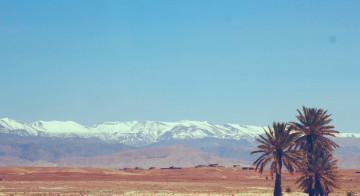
[
  {"x1": 290, "y1": 106, "x2": 339, "y2": 155},
  {"x1": 291, "y1": 106, "x2": 340, "y2": 196},
  {"x1": 297, "y1": 150, "x2": 340, "y2": 196},
  {"x1": 251, "y1": 122, "x2": 304, "y2": 196}
]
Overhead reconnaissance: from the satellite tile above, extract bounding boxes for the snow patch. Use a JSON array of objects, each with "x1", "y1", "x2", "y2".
[{"x1": 1, "y1": 118, "x2": 359, "y2": 146}]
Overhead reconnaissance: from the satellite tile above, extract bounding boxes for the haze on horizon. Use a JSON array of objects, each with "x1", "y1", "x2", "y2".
[{"x1": 0, "y1": 1, "x2": 359, "y2": 132}]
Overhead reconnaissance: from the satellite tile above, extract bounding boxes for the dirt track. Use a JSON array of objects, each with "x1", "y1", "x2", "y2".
[{"x1": 0, "y1": 166, "x2": 358, "y2": 195}]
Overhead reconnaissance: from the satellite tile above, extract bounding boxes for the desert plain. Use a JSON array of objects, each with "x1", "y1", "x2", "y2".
[{"x1": 0, "y1": 166, "x2": 358, "y2": 196}]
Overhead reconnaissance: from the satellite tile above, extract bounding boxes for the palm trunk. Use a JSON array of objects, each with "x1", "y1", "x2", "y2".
[
  {"x1": 274, "y1": 155, "x2": 282, "y2": 196},
  {"x1": 308, "y1": 178, "x2": 315, "y2": 196},
  {"x1": 309, "y1": 191, "x2": 315, "y2": 196},
  {"x1": 315, "y1": 175, "x2": 324, "y2": 196},
  {"x1": 307, "y1": 135, "x2": 314, "y2": 160},
  {"x1": 274, "y1": 172, "x2": 282, "y2": 196},
  {"x1": 307, "y1": 135, "x2": 314, "y2": 196}
]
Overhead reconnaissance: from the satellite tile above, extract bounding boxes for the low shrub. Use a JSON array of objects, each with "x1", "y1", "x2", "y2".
[
  {"x1": 346, "y1": 191, "x2": 356, "y2": 196},
  {"x1": 285, "y1": 187, "x2": 291, "y2": 193}
]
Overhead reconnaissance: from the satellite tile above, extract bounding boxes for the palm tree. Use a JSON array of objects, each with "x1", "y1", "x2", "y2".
[
  {"x1": 251, "y1": 122, "x2": 304, "y2": 196},
  {"x1": 290, "y1": 106, "x2": 339, "y2": 155},
  {"x1": 291, "y1": 106, "x2": 340, "y2": 196},
  {"x1": 297, "y1": 150, "x2": 340, "y2": 196}
]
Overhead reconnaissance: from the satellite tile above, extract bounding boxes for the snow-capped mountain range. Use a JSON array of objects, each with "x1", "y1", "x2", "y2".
[{"x1": 0, "y1": 118, "x2": 359, "y2": 146}]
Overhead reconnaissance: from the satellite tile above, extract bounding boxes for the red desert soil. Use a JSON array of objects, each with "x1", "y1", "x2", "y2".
[{"x1": 0, "y1": 166, "x2": 358, "y2": 195}]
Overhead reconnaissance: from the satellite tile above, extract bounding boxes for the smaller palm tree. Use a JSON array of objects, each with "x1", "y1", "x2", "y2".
[
  {"x1": 251, "y1": 122, "x2": 304, "y2": 196},
  {"x1": 296, "y1": 150, "x2": 340, "y2": 196}
]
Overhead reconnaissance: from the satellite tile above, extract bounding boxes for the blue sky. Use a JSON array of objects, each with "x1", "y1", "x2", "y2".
[{"x1": 0, "y1": 0, "x2": 359, "y2": 132}]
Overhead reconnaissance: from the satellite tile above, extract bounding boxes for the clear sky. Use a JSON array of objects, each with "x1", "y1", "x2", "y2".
[{"x1": 0, "y1": 0, "x2": 359, "y2": 132}]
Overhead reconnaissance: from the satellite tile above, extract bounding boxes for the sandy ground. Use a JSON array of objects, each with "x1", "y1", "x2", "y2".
[{"x1": 0, "y1": 166, "x2": 358, "y2": 195}]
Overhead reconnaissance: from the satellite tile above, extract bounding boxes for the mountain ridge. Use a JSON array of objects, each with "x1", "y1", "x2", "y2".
[
  {"x1": 1, "y1": 118, "x2": 360, "y2": 168},
  {"x1": 1, "y1": 118, "x2": 359, "y2": 147},
  {"x1": 0, "y1": 118, "x2": 265, "y2": 146}
]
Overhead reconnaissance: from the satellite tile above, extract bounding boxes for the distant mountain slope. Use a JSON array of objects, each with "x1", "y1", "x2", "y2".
[
  {"x1": 0, "y1": 156, "x2": 55, "y2": 167},
  {"x1": 2, "y1": 118, "x2": 359, "y2": 147},
  {"x1": 56, "y1": 145, "x2": 251, "y2": 168},
  {"x1": 0, "y1": 118, "x2": 41, "y2": 136},
  {"x1": 334, "y1": 154, "x2": 360, "y2": 169},
  {"x1": 0, "y1": 118, "x2": 265, "y2": 146},
  {"x1": 0, "y1": 133, "x2": 135, "y2": 161},
  {"x1": 1, "y1": 118, "x2": 360, "y2": 169}
]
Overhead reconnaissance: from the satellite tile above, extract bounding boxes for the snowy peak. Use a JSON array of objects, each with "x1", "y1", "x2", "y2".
[
  {"x1": 0, "y1": 118, "x2": 265, "y2": 145},
  {"x1": 31, "y1": 120, "x2": 89, "y2": 136},
  {"x1": 0, "y1": 118, "x2": 39, "y2": 136},
  {"x1": 338, "y1": 132, "x2": 360, "y2": 138},
  {"x1": 0, "y1": 118, "x2": 358, "y2": 146}
]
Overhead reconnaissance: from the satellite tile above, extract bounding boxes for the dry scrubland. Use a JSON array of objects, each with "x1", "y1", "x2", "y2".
[{"x1": 0, "y1": 166, "x2": 358, "y2": 195}]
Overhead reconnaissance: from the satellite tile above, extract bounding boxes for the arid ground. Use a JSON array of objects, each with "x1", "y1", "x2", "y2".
[{"x1": 0, "y1": 166, "x2": 358, "y2": 195}]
